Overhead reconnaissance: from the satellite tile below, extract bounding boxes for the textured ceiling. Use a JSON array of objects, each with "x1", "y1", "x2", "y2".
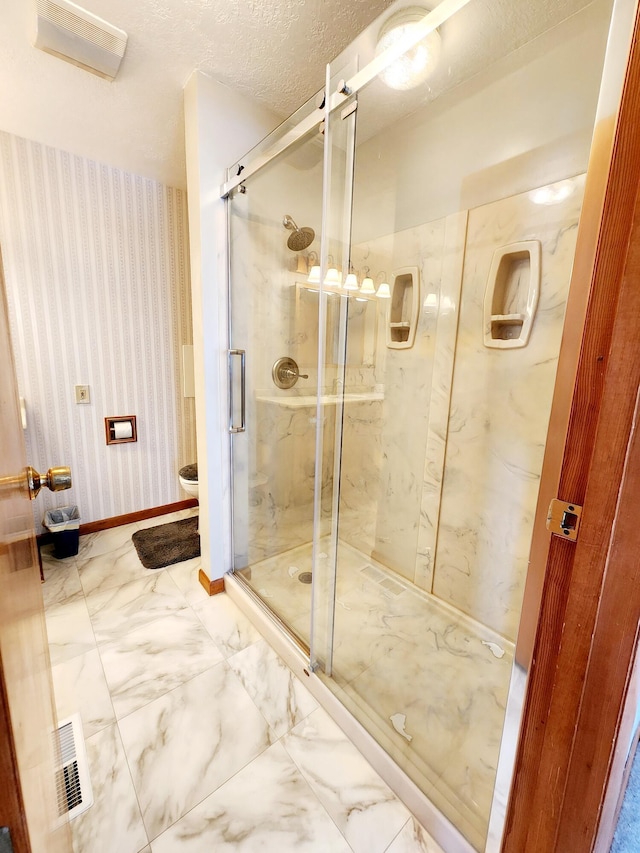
[
  {"x1": 0, "y1": 0, "x2": 395, "y2": 188},
  {"x1": 0, "y1": 0, "x2": 605, "y2": 190}
]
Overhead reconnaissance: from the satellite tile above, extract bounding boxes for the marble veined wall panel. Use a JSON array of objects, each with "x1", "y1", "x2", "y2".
[
  {"x1": 432, "y1": 175, "x2": 586, "y2": 640},
  {"x1": 228, "y1": 168, "x2": 327, "y2": 564},
  {"x1": 415, "y1": 211, "x2": 468, "y2": 591},
  {"x1": 344, "y1": 219, "x2": 447, "y2": 581},
  {"x1": 336, "y1": 397, "x2": 384, "y2": 556}
]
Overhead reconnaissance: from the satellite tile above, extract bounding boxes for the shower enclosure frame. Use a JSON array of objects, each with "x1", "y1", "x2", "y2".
[{"x1": 219, "y1": 0, "x2": 640, "y2": 850}]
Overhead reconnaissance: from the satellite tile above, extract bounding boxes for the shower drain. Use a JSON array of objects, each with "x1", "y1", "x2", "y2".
[{"x1": 298, "y1": 572, "x2": 313, "y2": 584}]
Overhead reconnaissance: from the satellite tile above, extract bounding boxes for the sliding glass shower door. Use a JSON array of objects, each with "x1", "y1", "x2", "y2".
[
  {"x1": 226, "y1": 0, "x2": 621, "y2": 849},
  {"x1": 313, "y1": 1, "x2": 616, "y2": 850},
  {"x1": 228, "y1": 125, "x2": 326, "y2": 645}
]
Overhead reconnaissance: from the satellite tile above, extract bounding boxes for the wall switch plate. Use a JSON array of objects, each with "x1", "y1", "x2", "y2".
[{"x1": 75, "y1": 385, "x2": 90, "y2": 404}]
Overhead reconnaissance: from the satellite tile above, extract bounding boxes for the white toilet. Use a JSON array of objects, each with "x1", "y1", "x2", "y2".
[{"x1": 178, "y1": 463, "x2": 198, "y2": 500}]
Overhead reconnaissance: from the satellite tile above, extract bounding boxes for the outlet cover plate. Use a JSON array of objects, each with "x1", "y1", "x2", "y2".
[{"x1": 75, "y1": 385, "x2": 90, "y2": 404}]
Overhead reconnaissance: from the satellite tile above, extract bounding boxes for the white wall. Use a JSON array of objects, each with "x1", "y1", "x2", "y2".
[
  {"x1": 352, "y1": 0, "x2": 612, "y2": 242},
  {"x1": 0, "y1": 130, "x2": 195, "y2": 531},
  {"x1": 183, "y1": 72, "x2": 279, "y2": 581}
]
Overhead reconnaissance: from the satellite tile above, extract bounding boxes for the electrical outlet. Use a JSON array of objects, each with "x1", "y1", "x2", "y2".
[{"x1": 75, "y1": 385, "x2": 90, "y2": 404}]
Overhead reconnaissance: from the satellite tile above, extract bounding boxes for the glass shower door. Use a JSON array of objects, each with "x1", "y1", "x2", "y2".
[
  {"x1": 228, "y1": 127, "x2": 325, "y2": 646},
  {"x1": 314, "y1": 1, "x2": 617, "y2": 850},
  {"x1": 224, "y1": 0, "x2": 621, "y2": 848}
]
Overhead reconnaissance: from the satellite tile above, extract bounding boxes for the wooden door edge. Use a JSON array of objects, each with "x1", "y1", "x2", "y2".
[
  {"x1": 594, "y1": 640, "x2": 640, "y2": 853},
  {"x1": 503, "y1": 2, "x2": 640, "y2": 850},
  {"x1": 555, "y1": 379, "x2": 640, "y2": 849},
  {"x1": 0, "y1": 667, "x2": 30, "y2": 852}
]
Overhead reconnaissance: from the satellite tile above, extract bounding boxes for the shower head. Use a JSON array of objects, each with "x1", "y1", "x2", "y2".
[{"x1": 283, "y1": 215, "x2": 315, "y2": 251}]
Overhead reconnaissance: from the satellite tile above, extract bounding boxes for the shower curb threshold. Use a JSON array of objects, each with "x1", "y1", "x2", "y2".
[{"x1": 224, "y1": 571, "x2": 476, "y2": 853}]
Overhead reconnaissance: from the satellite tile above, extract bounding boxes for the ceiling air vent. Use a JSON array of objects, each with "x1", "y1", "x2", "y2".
[{"x1": 34, "y1": 0, "x2": 128, "y2": 80}]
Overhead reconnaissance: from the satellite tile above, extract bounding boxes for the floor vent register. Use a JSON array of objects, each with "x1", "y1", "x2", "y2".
[{"x1": 55, "y1": 713, "x2": 93, "y2": 821}]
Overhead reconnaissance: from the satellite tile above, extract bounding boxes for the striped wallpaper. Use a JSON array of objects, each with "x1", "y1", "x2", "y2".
[{"x1": 0, "y1": 130, "x2": 196, "y2": 531}]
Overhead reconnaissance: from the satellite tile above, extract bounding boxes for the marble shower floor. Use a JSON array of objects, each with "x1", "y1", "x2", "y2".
[
  {"x1": 41, "y1": 509, "x2": 444, "y2": 853},
  {"x1": 239, "y1": 539, "x2": 515, "y2": 850}
]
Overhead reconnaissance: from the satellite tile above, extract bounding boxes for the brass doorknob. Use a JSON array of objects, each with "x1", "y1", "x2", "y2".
[
  {"x1": 0, "y1": 466, "x2": 72, "y2": 499},
  {"x1": 26, "y1": 466, "x2": 72, "y2": 500}
]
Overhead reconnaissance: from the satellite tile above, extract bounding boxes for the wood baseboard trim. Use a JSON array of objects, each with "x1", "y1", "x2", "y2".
[
  {"x1": 79, "y1": 500, "x2": 198, "y2": 534},
  {"x1": 198, "y1": 570, "x2": 224, "y2": 596},
  {"x1": 37, "y1": 499, "x2": 198, "y2": 547}
]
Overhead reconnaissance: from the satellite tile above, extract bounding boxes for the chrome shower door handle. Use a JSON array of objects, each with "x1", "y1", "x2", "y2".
[{"x1": 228, "y1": 349, "x2": 246, "y2": 433}]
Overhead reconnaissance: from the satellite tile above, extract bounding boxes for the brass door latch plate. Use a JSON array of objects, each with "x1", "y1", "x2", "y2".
[{"x1": 546, "y1": 499, "x2": 583, "y2": 541}]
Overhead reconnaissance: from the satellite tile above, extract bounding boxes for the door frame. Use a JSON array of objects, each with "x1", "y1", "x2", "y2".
[
  {"x1": 594, "y1": 645, "x2": 640, "y2": 853},
  {"x1": 0, "y1": 256, "x2": 73, "y2": 852},
  {"x1": 0, "y1": 677, "x2": 31, "y2": 852},
  {"x1": 504, "y1": 4, "x2": 640, "y2": 849}
]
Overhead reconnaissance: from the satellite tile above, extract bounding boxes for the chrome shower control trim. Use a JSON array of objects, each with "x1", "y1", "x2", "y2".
[{"x1": 272, "y1": 357, "x2": 308, "y2": 389}]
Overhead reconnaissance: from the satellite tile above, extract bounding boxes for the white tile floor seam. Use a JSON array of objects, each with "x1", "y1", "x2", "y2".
[{"x1": 41, "y1": 510, "x2": 444, "y2": 853}]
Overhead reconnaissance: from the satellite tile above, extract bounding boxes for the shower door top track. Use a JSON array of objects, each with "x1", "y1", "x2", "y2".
[{"x1": 219, "y1": 0, "x2": 473, "y2": 200}]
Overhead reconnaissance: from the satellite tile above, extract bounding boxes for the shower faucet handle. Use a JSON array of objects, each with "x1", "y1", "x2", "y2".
[
  {"x1": 272, "y1": 357, "x2": 308, "y2": 389},
  {"x1": 284, "y1": 367, "x2": 308, "y2": 379}
]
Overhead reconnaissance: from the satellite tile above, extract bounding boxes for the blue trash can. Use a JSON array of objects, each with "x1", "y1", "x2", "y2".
[{"x1": 44, "y1": 506, "x2": 80, "y2": 559}]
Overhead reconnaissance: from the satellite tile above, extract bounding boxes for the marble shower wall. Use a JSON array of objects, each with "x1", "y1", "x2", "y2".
[
  {"x1": 231, "y1": 161, "x2": 584, "y2": 643},
  {"x1": 228, "y1": 164, "x2": 326, "y2": 566},
  {"x1": 344, "y1": 219, "x2": 449, "y2": 577},
  {"x1": 432, "y1": 176, "x2": 585, "y2": 640},
  {"x1": 342, "y1": 177, "x2": 585, "y2": 641}
]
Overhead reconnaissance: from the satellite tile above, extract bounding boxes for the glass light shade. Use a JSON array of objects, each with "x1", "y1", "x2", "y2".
[
  {"x1": 423, "y1": 292, "x2": 438, "y2": 310},
  {"x1": 324, "y1": 267, "x2": 341, "y2": 285},
  {"x1": 375, "y1": 8, "x2": 441, "y2": 91},
  {"x1": 377, "y1": 282, "x2": 391, "y2": 299},
  {"x1": 360, "y1": 277, "x2": 376, "y2": 295},
  {"x1": 307, "y1": 265, "x2": 321, "y2": 283},
  {"x1": 344, "y1": 273, "x2": 359, "y2": 291}
]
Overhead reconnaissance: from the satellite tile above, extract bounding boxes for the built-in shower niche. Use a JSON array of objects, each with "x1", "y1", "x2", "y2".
[
  {"x1": 387, "y1": 267, "x2": 419, "y2": 349},
  {"x1": 483, "y1": 241, "x2": 540, "y2": 348}
]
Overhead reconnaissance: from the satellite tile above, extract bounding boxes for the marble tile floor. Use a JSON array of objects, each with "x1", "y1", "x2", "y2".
[
  {"x1": 41, "y1": 509, "x2": 445, "y2": 853},
  {"x1": 239, "y1": 538, "x2": 516, "y2": 849}
]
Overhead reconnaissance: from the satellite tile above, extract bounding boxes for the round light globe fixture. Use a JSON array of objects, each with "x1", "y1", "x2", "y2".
[{"x1": 375, "y1": 6, "x2": 441, "y2": 91}]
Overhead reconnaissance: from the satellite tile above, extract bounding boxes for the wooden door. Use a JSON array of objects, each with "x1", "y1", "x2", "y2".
[
  {"x1": 0, "y1": 252, "x2": 72, "y2": 852},
  {"x1": 503, "y1": 3, "x2": 640, "y2": 850}
]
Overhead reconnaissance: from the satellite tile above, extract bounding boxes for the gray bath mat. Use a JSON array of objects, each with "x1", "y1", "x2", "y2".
[{"x1": 132, "y1": 517, "x2": 200, "y2": 570}]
